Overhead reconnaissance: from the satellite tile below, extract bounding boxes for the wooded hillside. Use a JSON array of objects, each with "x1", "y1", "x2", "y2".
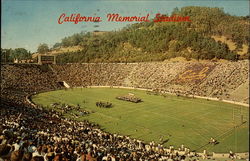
[{"x1": 51, "y1": 7, "x2": 250, "y2": 63}]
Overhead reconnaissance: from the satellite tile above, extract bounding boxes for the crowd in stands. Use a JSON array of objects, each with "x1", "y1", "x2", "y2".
[
  {"x1": 52, "y1": 61, "x2": 248, "y2": 104},
  {"x1": 198, "y1": 61, "x2": 249, "y2": 100},
  {"x1": 51, "y1": 63, "x2": 132, "y2": 87},
  {"x1": 0, "y1": 61, "x2": 249, "y2": 160},
  {"x1": 1, "y1": 64, "x2": 60, "y2": 93},
  {"x1": 1, "y1": 64, "x2": 61, "y2": 105},
  {"x1": 2, "y1": 61, "x2": 248, "y2": 104},
  {"x1": 1, "y1": 101, "x2": 203, "y2": 161}
]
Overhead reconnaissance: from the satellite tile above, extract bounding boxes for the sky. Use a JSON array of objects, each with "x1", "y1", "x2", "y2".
[{"x1": 1, "y1": 0, "x2": 249, "y2": 52}]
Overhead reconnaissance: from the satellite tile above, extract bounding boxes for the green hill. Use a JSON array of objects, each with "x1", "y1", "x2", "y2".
[{"x1": 52, "y1": 6, "x2": 249, "y2": 63}]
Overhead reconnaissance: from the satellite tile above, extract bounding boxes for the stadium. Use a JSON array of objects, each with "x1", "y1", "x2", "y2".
[
  {"x1": 1, "y1": 1, "x2": 250, "y2": 161},
  {"x1": 1, "y1": 60, "x2": 249, "y2": 160}
]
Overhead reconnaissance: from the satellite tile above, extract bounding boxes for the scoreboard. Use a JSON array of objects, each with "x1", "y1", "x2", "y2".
[{"x1": 38, "y1": 55, "x2": 56, "y2": 65}]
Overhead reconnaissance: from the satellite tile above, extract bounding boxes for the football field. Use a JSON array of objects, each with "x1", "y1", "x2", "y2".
[{"x1": 32, "y1": 87, "x2": 249, "y2": 153}]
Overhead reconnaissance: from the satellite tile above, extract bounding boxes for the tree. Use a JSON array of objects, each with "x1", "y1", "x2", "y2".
[
  {"x1": 12, "y1": 48, "x2": 31, "y2": 60},
  {"x1": 52, "y1": 42, "x2": 61, "y2": 49},
  {"x1": 37, "y1": 43, "x2": 49, "y2": 54},
  {"x1": 172, "y1": 7, "x2": 179, "y2": 15},
  {"x1": 1, "y1": 48, "x2": 31, "y2": 62}
]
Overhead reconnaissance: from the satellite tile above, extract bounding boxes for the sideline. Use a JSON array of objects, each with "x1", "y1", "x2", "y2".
[
  {"x1": 85, "y1": 86, "x2": 249, "y2": 107},
  {"x1": 26, "y1": 94, "x2": 37, "y2": 108}
]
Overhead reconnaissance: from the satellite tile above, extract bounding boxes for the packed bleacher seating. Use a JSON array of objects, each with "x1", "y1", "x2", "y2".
[
  {"x1": 1, "y1": 64, "x2": 61, "y2": 105},
  {"x1": 51, "y1": 60, "x2": 249, "y2": 104},
  {"x1": 0, "y1": 60, "x2": 249, "y2": 160},
  {"x1": 1, "y1": 101, "x2": 202, "y2": 161}
]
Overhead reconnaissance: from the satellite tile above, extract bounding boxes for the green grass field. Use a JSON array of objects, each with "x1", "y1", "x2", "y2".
[{"x1": 31, "y1": 87, "x2": 249, "y2": 153}]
